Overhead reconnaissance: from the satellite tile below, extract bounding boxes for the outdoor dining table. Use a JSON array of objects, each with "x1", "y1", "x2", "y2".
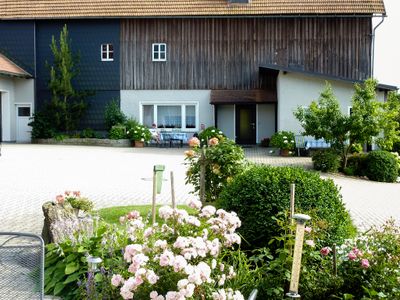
[{"x1": 159, "y1": 132, "x2": 188, "y2": 148}]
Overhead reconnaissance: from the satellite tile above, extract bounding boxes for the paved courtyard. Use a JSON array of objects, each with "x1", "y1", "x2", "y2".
[{"x1": 0, "y1": 144, "x2": 399, "y2": 234}]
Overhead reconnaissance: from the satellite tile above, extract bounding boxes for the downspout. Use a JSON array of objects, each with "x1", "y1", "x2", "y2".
[{"x1": 371, "y1": 15, "x2": 385, "y2": 78}]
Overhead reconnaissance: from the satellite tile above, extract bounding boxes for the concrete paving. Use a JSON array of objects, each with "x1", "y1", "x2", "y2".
[{"x1": 0, "y1": 144, "x2": 399, "y2": 234}]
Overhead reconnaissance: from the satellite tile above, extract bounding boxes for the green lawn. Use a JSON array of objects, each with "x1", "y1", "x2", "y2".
[{"x1": 97, "y1": 205, "x2": 195, "y2": 224}]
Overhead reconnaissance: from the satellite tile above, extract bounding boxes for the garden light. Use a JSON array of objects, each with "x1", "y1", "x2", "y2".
[
  {"x1": 286, "y1": 213, "x2": 311, "y2": 299},
  {"x1": 87, "y1": 256, "x2": 102, "y2": 272}
]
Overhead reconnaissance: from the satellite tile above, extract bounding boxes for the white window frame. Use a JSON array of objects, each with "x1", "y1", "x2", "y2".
[
  {"x1": 139, "y1": 102, "x2": 199, "y2": 132},
  {"x1": 152, "y1": 43, "x2": 167, "y2": 62},
  {"x1": 101, "y1": 43, "x2": 114, "y2": 61}
]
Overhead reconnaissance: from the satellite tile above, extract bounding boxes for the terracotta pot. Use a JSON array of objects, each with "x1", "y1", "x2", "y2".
[
  {"x1": 280, "y1": 149, "x2": 290, "y2": 156},
  {"x1": 134, "y1": 140, "x2": 145, "y2": 147}
]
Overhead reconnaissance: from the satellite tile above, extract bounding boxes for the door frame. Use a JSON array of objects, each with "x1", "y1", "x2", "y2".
[
  {"x1": 15, "y1": 103, "x2": 32, "y2": 143},
  {"x1": 235, "y1": 104, "x2": 257, "y2": 145}
]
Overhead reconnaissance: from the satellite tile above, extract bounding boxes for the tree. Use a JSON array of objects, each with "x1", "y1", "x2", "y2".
[
  {"x1": 294, "y1": 79, "x2": 389, "y2": 169},
  {"x1": 376, "y1": 91, "x2": 400, "y2": 151},
  {"x1": 47, "y1": 25, "x2": 88, "y2": 132}
]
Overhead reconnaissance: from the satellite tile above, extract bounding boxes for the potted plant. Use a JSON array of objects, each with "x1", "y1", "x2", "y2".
[
  {"x1": 270, "y1": 131, "x2": 295, "y2": 156},
  {"x1": 127, "y1": 124, "x2": 152, "y2": 147}
]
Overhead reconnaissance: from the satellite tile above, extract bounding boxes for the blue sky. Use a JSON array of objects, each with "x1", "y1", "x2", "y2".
[{"x1": 374, "y1": 0, "x2": 400, "y2": 88}]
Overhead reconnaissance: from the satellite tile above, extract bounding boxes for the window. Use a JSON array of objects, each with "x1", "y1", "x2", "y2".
[
  {"x1": 141, "y1": 103, "x2": 198, "y2": 130},
  {"x1": 152, "y1": 43, "x2": 167, "y2": 61},
  {"x1": 101, "y1": 44, "x2": 114, "y2": 61},
  {"x1": 18, "y1": 106, "x2": 31, "y2": 117}
]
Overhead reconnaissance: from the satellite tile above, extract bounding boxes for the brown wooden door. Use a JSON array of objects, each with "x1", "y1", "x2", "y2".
[{"x1": 236, "y1": 105, "x2": 256, "y2": 144}]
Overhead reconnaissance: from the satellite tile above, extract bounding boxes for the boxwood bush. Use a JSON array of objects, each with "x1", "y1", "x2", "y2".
[
  {"x1": 217, "y1": 165, "x2": 355, "y2": 249},
  {"x1": 312, "y1": 149, "x2": 341, "y2": 172},
  {"x1": 365, "y1": 150, "x2": 399, "y2": 182},
  {"x1": 344, "y1": 154, "x2": 368, "y2": 176}
]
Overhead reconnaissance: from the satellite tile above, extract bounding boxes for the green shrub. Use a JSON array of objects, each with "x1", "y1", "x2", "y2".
[
  {"x1": 29, "y1": 111, "x2": 57, "y2": 139},
  {"x1": 104, "y1": 99, "x2": 126, "y2": 130},
  {"x1": 127, "y1": 124, "x2": 152, "y2": 142},
  {"x1": 365, "y1": 150, "x2": 398, "y2": 182},
  {"x1": 312, "y1": 149, "x2": 341, "y2": 172},
  {"x1": 346, "y1": 154, "x2": 368, "y2": 176},
  {"x1": 185, "y1": 137, "x2": 245, "y2": 202},
  {"x1": 109, "y1": 125, "x2": 127, "y2": 140},
  {"x1": 270, "y1": 131, "x2": 295, "y2": 150},
  {"x1": 217, "y1": 165, "x2": 355, "y2": 249},
  {"x1": 81, "y1": 128, "x2": 97, "y2": 138}
]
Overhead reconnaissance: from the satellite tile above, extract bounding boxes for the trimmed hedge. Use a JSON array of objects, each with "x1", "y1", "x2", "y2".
[
  {"x1": 312, "y1": 149, "x2": 341, "y2": 172},
  {"x1": 366, "y1": 151, "x2": 398, "y2": 182},
  {"x1": 344, "y1": 154, "x2": 368, "y2": 177},
  {"x1": 217, "y1": 165, "x2": 355, "y2": 249}
]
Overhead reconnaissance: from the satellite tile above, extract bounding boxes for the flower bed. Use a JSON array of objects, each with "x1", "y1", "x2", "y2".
[{"x1": 33, "y1": 138, "x2": 131, "y2": 147}]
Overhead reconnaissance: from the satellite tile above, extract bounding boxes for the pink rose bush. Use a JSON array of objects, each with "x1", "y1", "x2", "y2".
[{"x1": 113, "y1": 200, "x2": 244, "y2": 300}]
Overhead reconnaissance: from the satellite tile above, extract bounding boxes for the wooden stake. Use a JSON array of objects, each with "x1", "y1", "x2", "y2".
[
  {"x1": 290, "y1": 184, "x2": 296, "y2": 225},
  {"x1": 333, "y1": 243, "x2": 337, "y2": 276},
  {"x1": 170, "y1": 171, "x2": 176, "y2": 209},
  {"x1": 199, "y1": 147, "x2": 206, "y2": 204},
  {"x1": 152, "y1": 170, "x2": 157, "y2": 224}
]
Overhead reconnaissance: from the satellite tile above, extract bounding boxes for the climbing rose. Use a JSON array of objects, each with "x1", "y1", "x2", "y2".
[
  {"x1": 320, "y1": 247, "x2": 331, "y2": 256},
  {"x1": 361, "y1": 259, "x2": 370, "y2": 268},
  {"x1": 188, "y1": 137, "x2": 200, "y2": 147},
  {"x1": 348, "y1": 251, "x2": 357, "y2": 261},
  {"x1": 208, "y1": 137, "x2": 219, "y2": 146}
]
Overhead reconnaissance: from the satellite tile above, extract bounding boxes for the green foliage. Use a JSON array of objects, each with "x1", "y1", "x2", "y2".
[
  {"x1": 44, "y1": 223, "x2": 129, "y2": 299},
  {"x1": 198, "y1": 126, "x2": 225, "y2": 146},
  {"x1": 312, "y1": 149, "x2": 341, "y2": 172},
  {"x1": 124, "y1": 118, "x2": 140, "y2": 133},
  {"x1": 217, "y1": 165, "x2": 355, "y2": 249},
  {"x1": 126, "y1": 124, "x2": 152, "y2": 142},
  {"x1": 104, "y1": 100, "x2": 127, "y2": 131},
  {"x1": 108, "y1": 125, "x2": 127, "y2": 140},
  {"x1": 344, "y1": 154, "x2": 368, "y2": 177},
  {"x1": 270, "y1": 131, "x2": 295, "y2": 150},
  {"x1": 377, "y1": 91, "x2": 400, "y2": 151},
  {"x1": 29, "y1": 111, "x2": 56, "y2": 139},
  {"x1": 66, "y1": 197, "x2": 94, "y2": 212},
  {"x1": 365, "y1": 150, "x2": 399, "y2": 182},
  {"x1": 80, "y1": 128, "x2": 98, "y2": 138},
  {"x1": 185, "y1": 137, "x2": 245, "y2": 202}
]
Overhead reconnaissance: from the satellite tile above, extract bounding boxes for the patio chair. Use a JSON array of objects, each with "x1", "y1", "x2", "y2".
[{"x1": 0, "y1": 232, "x2": 44, "y2": 300}]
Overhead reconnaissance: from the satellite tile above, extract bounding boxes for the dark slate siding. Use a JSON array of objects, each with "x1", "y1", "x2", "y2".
[
  {"x1": 35, "y1": 19, "x2": 120, "y2": 129},
  {"x1": 0, "y1": 21, "x2": 35, "y2": 75}
]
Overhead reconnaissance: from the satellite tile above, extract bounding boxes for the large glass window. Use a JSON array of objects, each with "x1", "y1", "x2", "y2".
[{"x1": 141, "y1": 103, "x2": 198, "y2": 130}]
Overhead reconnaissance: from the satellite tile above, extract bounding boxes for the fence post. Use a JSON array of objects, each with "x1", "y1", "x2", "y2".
[
  {"x1": 170, "y1": 171, "x2": 176, "y2": 209},
  {"x1": 199, "y1": 146, "x2": 206, "y2": 204}
]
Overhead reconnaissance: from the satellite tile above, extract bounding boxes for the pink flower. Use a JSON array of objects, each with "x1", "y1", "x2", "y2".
[
  {"x1": 320, "y1": 247, "x2": 331, "y2": 256},
  {"x1": 361, "y1": 258, "x2": 370, "y2": 268},
  {"x1": 305, "y1": 240, "x2": 315, "y2": 247},
  {"x1": 184, "y1": 150, "x2": 195, "y2": 158},
  {"x1": 73, "y1": 191, "x2": 81, "y2": 197},
  {"x1": 304, "y1": 226, "x2": 312, "y2": 233},
  {"x1": 348, "y1": 251, "x2": 357, "y2": 260},
  {"x1": 111, "y1": 274, "x2": 123, "y2": 287},
  {"x1": 188, "y1": 199, "x2": 202, "y2": 210},
  {"x1": 55, "y1": 195, "x2": 65, "y2": 204},
  {"x1": 353, "y1": 247, "x2": 363, "y2": 257},
  {"x1": 208, "y1": 137, "x2": 219, "y2": 146},
  {"x1": 146, "y1": 270, "x2": 159, "y2": 284},
  {"x1": 188, "y1": 137, "x2": 200, "y2": 147},
  {"x1": 127, "y1": 210, "x2": 140, "y2": 220},
  {"x1": 64, "y1": 190, "x2": 72, "y2": 196}
]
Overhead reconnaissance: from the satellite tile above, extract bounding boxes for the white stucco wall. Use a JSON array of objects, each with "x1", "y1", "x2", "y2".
[
  {"x1": 120, "y1": 90, "x2": 214, "y2": 134},
  {"x1": 257, "y1": 104, "x2": 276, "y2": 142},
  {"x1": 216, "y1": 105, "x2": 235, "y2": 140},
  {"x1": 0, "y1": 77, "x2": 34, "y2": 142},
  {"x1": 277, "y1": 72, "x2": 386, "y2": 134}
]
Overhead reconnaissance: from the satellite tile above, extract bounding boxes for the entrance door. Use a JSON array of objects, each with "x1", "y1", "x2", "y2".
[
  {"x1": 16, "y1": 105, "x2": 31, "y2": 143},
  {"x1": 235, "y1": 104, "x2": 256, "y2": 144}
]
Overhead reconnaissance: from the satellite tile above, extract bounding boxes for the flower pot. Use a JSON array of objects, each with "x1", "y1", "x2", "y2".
[
  {"x1": 280, "y1": 149, "x2": 290, "y2": 157},
  {"x1": 134, "y1": 140, "x2": 145, "y2": 147}
]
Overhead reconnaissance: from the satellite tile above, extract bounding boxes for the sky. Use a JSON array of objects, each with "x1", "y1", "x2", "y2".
[{"x1": 374, "y1": 0, "x2": 400, "y2": 88}]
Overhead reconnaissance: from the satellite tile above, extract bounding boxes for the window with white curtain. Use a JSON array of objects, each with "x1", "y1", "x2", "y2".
[{"x1": 140, "y1": 103, "x2": 198, "y2": 130}]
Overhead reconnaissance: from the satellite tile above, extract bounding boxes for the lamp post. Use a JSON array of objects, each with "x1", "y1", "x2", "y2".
[
  {"x1": 87, "y1": 256, "x2": 102, "y2": 272},
  {"x1": 286, "y1": 213, "x2": 311, "y2": 299}
]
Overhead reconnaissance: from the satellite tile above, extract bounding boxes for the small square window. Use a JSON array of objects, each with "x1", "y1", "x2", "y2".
[
  {"x1": 152, "y1": 43, "x2": 167, "y2": 62},
  {"x1": 18, "y1": 107, "x2": 31, "y2": 117},
  {"x1": 101, "y1": 43, "x2": 114, "y2": 61}
]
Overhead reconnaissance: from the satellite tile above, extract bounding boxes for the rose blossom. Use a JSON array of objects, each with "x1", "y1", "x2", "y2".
[
  {"x1": 146, "y1": 270, "x2": 159, "y2": 284},
  {"x1": 305, "y1": 240, "x2": 315, "y2": 247},
  {"x1": 111, "y1": 274, "x2": 124, "y2": 287},
  {"x1": 361, "y1": 258, "x2": 370, "y2": 268},
  {"x1": 188, "y1": 199, "x2": 202, "y2": 210},
  {"x1": 200, "y1": 205, "x2": 216, "y2": 218},
  {"x1": 55, "y1": 195, "x2": 65, "y2": 204},
  {"x1": 320, "y1": 247, "x2": 331, "y2": 256},
  {"x1": 208, "y1": 137, "x2": 219, "y2": 146},
  {"x1": 348, "y1": 251, "x2": 357, "y2": 260},
  {"x1": 188, "y1": 137, "x2": 200, "y2": 147},
  {"x1": 184, "y1": 150, "x2": 195, "y2": 158}
]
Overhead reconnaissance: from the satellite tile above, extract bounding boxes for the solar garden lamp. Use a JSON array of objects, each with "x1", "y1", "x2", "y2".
[
  {"x1": 286, "y1": 213, "x2": 311, "y2": 299},
  {"x1": 87, "y1": 256, "x2": 102, "y2": 272}
]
